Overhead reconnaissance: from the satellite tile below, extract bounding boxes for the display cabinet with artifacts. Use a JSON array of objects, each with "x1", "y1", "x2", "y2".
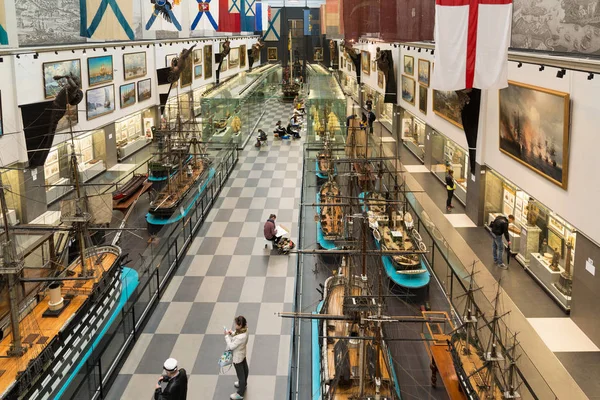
[
  {"x1": 73, "y1": 129, "x2": 106, "y2": 182},
  {"x1": 44, "y1": 145, "x2": 72, "y2": 204},
  {"x1": 116, "y1": 110, "x2": 154, "y2": 161},
  {"x1": 362, "y1": 85, "x2": 393, "y2": 131},
  {"x1": 200, "y1": 63, "x2": 279, "y2": 147},
  {"x1": 430, "y1": 131, "x2": 468, "y2": 204},
  {"x1": 483, "y1": 169, "x2": 576, "y2": 310},
  {"x1": 306, "y1": 68, "x2": 345, "y2": 142},
  {"x1": 400, "y1": 110, "x2": 426, "y2": 162},
  {"x1": 192, "y1": 84, "x2": 213, "y2": 117}
]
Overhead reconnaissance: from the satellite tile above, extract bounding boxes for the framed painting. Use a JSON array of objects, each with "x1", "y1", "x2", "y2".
[
  {"x1": 86, "y1": 85, "x2": 115, "y2": 120},
  {"x1": 418, "y1": 85, "x2": 427, "y2": 114},
  {"x1": 229, "y1": 47, "x2": 240, "y2": 68},
  {"x1": 361, "y1": 51, "x2": 370, "y2": 75},
  {"x1": 418, "y1": 59, "x2": 430, "y2": 87},
  {"x1": 267, "y1": 47, "x2": 277, "y2": 61},
  {"x1": 123, "y1": 52, "x2": 147, "y2": 80},
  {"x1": 432, "y1": 90, "x2": 464, "y2": 128},
  {"x1": 240, "y1": 44, "x2": 246, "y2": 67},
  {"x1": 220, "y1": 58, "x2": 228, "y2": 72},
  {"x1": 180, "y1": 54, "x2": 193, "y2": 87},
  {"x1": 193, "y1": 48, "x2": 202, "y2": 65},
  {"x1": 87, "y1": 55, "x2": 113, "y2": 87},
  {"x1": 43, "y1": 59, "x2": 81, "y2": 99},
  {"x1": 119, "y1": 83, "x2": 136, "y2": 108},
  {"x1": 548, "y1": 229, "x2": 564, "y2": 259},
  {"x1": 404, "y1": 55, "x2": 414, "y2": 75},
  {"x1": 194, "y1": 65, "x2": 202, "y2": 79},
  {"x1": 499, "y1": 81, "x2": 570, "y2": 189},
  {"x1": 314, "y1": 47, "x2": 323, "y2": 61},
  {"x1": 401, "y1": 75, "x2": 415, "y2": 105},
  {"x1": 377, "y1": 71, "x2": 384, "y2": 89},
  {"x1": 204, "y1": 45, "x2": 213, "y2": 79},
  {"x1": 372, "y1": 60, "x2": 376, "y2": 72},
  {"x1": 548, "y1": 216, "x2": 566, "y2": 236},
  {"x1": 137, "y1": 78, "x2": 152, "y2": 101}
]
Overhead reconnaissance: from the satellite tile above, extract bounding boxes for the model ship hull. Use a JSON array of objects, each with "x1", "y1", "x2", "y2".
[
  {"x1": 282, "y1": 83, "x2": 300, "y2": 99},
  {"x1": 148, "y1": 155, "x2": 193, "y2": 182},
  {"x1": 113, "y1": 173, "x2": 147, "y2": 202},
  {"x1": 1, "y1": 246, "x2": 125, "y2": 400},
  {"x1": 314, "y1": 274, "x2": 400, "y2": 399},
  {"x1": 318, "y1": 181, "x2": 343, "y2": 241},
  {"x1": 148, "y1": 160, "x2": 210, "y2": 218}
]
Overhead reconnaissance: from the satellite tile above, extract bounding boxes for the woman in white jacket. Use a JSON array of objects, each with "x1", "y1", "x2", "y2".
[{"x1": 224, "y1": 315, "x2": 249, "y2": 400}]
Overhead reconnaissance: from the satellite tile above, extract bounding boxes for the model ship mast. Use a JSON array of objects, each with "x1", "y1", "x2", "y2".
[{"x1": 0, "y1": 172, "x2": 27, "y2": 357}]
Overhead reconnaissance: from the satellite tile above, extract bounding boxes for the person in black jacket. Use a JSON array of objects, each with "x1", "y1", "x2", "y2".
[
  {"x1": 155, "y1": 358, "x2": 188, "y2": 400},
  {"x1": 445, "y1": 169, "x2": 456, "y2": 212},
  {"x1": 490, "y1": 214, "x2": 515, "y2": 269}
]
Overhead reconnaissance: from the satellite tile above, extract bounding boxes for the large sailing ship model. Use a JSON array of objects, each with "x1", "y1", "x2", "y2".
[{"x1": 0, "y1": 141, "x2": 135, "y2": 399}]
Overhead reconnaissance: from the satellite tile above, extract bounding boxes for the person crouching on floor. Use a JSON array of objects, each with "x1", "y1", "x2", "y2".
[{"x1": 264, "y1": 214, "x2": 281, "y2": 246}]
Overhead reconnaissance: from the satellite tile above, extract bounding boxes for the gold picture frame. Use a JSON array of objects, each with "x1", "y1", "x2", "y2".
[
  {"x1": 314, "y1": 47, "x2": 323, "y2": 61},
  {"x1": 267, "y1": 47, "x2": 277, "y2": 61},
  {"x1": 418, "y1": 59, "x2": 430, "y2": 87},
  {"x1": 432, "y1": 90, "x2": 464, "y2": 128},
  {"x1": 361, "y1": 51, "x2": 370, "y2": 75},
  {"x1": 377, "y1": 71, "x2": 384, "y2": 89},
  {"x1": 401, "y1": 75, "x2": 415, "y2": 105},
  {"x1": 499, "y1": 81, "x2": 570, "y2": 189},
  {"x1": 240, "y1": 44, "x2": 246, "y2": 67},
  {"x1": 418, "y1": 85, "x2": 427, "y2": 114},
  {"x1": 123, "y1": 52, "x2": 147, "y2": 80},
  {"x1": 404, "y1": 55, "x2": 414, "y2": 75}
]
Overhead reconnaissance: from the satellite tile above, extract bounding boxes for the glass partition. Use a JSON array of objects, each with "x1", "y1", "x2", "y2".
[{"x1": 400, "y1": 109, "x2": 426, "y2": 162}]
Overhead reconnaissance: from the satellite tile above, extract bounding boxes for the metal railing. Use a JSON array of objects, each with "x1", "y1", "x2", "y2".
[{"x1": 56, "y1": 144, "x2": 238, "y2": 399}]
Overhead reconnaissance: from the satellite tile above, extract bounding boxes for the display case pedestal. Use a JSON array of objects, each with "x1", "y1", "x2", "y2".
[
  {"x1": 517, "y1": 225, "x2": 541, "y2": 265},
  {"x1": 555, "y1": 273, "x2": 573, "y2": 297},
  {"x1": 529, "y1": 252, "x2": 570, "y2": 305},
  {"x1": 505, "y1": 230, "x2": 521, "y2": 254}
]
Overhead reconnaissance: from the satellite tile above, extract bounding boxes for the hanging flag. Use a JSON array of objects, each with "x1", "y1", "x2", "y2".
[
  {"x1": 320, "y1": 4, "x2": 326, "y2": 35},
  {"x1": 325, "y1": 0, "x2": 341, "y2": 37},
  {"x1": 241, "y1": 0, "x2": 256, "y2": 32},
  {"x1": 380, "y1": 0, "x2": 434, "y2": 42},
  {"x1": 218, "y1": 0, "x2": 241, "y2": 32},
  {"x1": 190, "y1": 0, "x2": 219, "y2": 31},
  {"x1": 303, "y1": 9, "x2": 319, "y2": 36},
  {"x1": 80, "y1": 0, "x2": 134, "y2": 40},
  {"x1": 263, "y1": 7, "x2": 280, "y2": 41},
  {"x1": 255, "y1": 0, "x2": 265, "y2": 32},
  {"x1": 431, "y1": 0, "x2": 513, "y2": 91},
  {"x1": 144, "y1": 0, "x2": 183, "y2": 31},
  {"x1": 0, "y1": 0, "x2": 8, "y2": 45}
]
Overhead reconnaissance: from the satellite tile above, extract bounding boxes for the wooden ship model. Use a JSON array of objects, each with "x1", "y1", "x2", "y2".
[
  {"x1": 318, "y1": 176, "x2": 344, "y2": 241},
  {"x1": 316, "y1": 256, "x2": 401, "y2": 399},
  {"x1": 148, "y1": 137, "x2": 210, "y2": 219},
  {"x1": 113, "y1": 173, "x2": 148, "y2": 202},
  {"x1": 0, "y1": 142, "x2": 135, "y2": 399},
  {"x1": 445, "y1": 271, "x2": 522, "y2": 400}
]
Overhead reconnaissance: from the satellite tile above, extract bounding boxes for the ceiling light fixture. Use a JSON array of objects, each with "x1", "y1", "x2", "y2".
[
  {"x1": 517, "y1": 62, "x2": 522, "y2": 68},
  {"x1": 588, "y1": 72, "x2": 594, "y2": 80},
  {"x1": 539, "y1": 65, "x2": 544, "y2": 71},
  {"x1": 556, "y1": 68, "x2": 566, "y2": 78}
]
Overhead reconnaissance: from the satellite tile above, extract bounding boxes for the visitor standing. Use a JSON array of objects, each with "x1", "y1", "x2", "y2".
[
  {"x1": 154, "y1": 358, "x2": 188, "y2": 400},
  {"x1": 445, "y1": 169, "x2": 456, "y2": 212},
  {"x1": 225, "y1": 316, "x2": 250, "y2": 400},
  {"x1": 490, "y1": 214, "x2": 515, "y2": 269}
]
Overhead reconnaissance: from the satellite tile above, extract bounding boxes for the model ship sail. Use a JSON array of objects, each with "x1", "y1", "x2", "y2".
[{"x1": 0, "y1": 133, "x2": 129, "y2": 399}]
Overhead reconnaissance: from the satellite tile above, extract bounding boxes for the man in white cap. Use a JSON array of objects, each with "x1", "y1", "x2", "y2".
[{"x1": 154, "y1": 358, "x2": 188, "y2": 400}]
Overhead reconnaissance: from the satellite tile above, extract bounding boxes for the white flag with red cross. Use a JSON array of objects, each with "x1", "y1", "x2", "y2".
[{"x1": 431, "y1": 0, "x2": 513, "y2": 91}]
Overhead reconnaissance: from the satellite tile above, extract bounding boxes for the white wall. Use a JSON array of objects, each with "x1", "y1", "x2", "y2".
[
  {"x1": 7, "y1": 36, "x2": 259, "y2": 156},
  {"x1": 483, "y1": 62, "x2": 600, "y2": 244}
]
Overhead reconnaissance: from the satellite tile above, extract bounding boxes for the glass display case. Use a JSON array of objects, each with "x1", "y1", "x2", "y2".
[
  {"x1": 340, "y1": 70, "x2": 359, "y2": 99},
  {"x1": 115, "y1": 110, "x2": 153, "y2": 160},
  {"x1": 72, "y1": 129, "x2": 106, "y2": 182},
  {"x1": 44, "y1": 142, "x2": 71, "y2": 204},
  {"x1": 430, "y1": 131, "x2": 468, "y2": 204},
  {"x1": 400, "y1": 110, "x2": 426, "y2": 162},
  {"x1": 484, "y1": 169, "x2": 575, "y2": 309},
  {"x1": 200, "y1": 64, "x2": 280, "y2": 148},
  {"x1": 306, "y1": 67, "x2": 346, "y2": 143},
  {"x1": 193, "y1": 84, "x2": 213, "y2": 117}
]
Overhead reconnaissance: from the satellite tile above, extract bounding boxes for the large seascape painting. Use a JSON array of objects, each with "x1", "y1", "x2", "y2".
[
  {"x1": 43, "y1": 59, "x2": 81, "y2": 99},
  {"x1": 432, "y1": 90, "x2": 463, "y2": 128},
  {"x1": 512, "y1": 0, "x2": 600, "y2": 55},
  {"x1": 499, "y1": 81, "x2": 570, "y2": 188}
]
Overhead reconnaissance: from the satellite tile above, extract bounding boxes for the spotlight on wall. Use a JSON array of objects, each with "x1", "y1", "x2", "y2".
[
  {"x1": 588, "y1": 72, "x2": 594, "y2": 80},
  {"x1": 418, "y1": 48, "x2": 421, "y2": 53},
  {"x1": 431, "y1": 50, "x2": 434, "y2": 56},
  {"x1": 103, "y1": 47, "x2": 107, "y2": 52},
  {"x1": 556, "y1": 68, "x2": 566, "y2": 78},
  {"x1": 83, "y1": 49, "x2": 86, "y2": 54},
  {"x1": 15, "y1": 55, "x2": 19, "y2": 59},
  {"x1": 33, "y1": 53, "x2": 39, "y2": 59},
  {"x1": 122, "y1": 46, "x2": 125, "y2": 50},
  {"x1": 55, "y1": 51, "x2": 58, "y2": 55},
  {"x1": 539, "y1": 65, "x2": 545, "y2": 71},
  {"x1": 517, "y1": 62, "x2": 522, "y2": 68},
  {"x1": 147, "y1": 44, "x2": 150, "y2": 48},
  {"x1": 72, "y1": 50, "x2": 75, "y2": 53}
]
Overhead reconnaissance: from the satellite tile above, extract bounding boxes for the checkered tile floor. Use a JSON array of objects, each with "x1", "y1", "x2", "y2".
[{"x1": 109, "y1": 101, "x2": 303, "y2": 400}]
